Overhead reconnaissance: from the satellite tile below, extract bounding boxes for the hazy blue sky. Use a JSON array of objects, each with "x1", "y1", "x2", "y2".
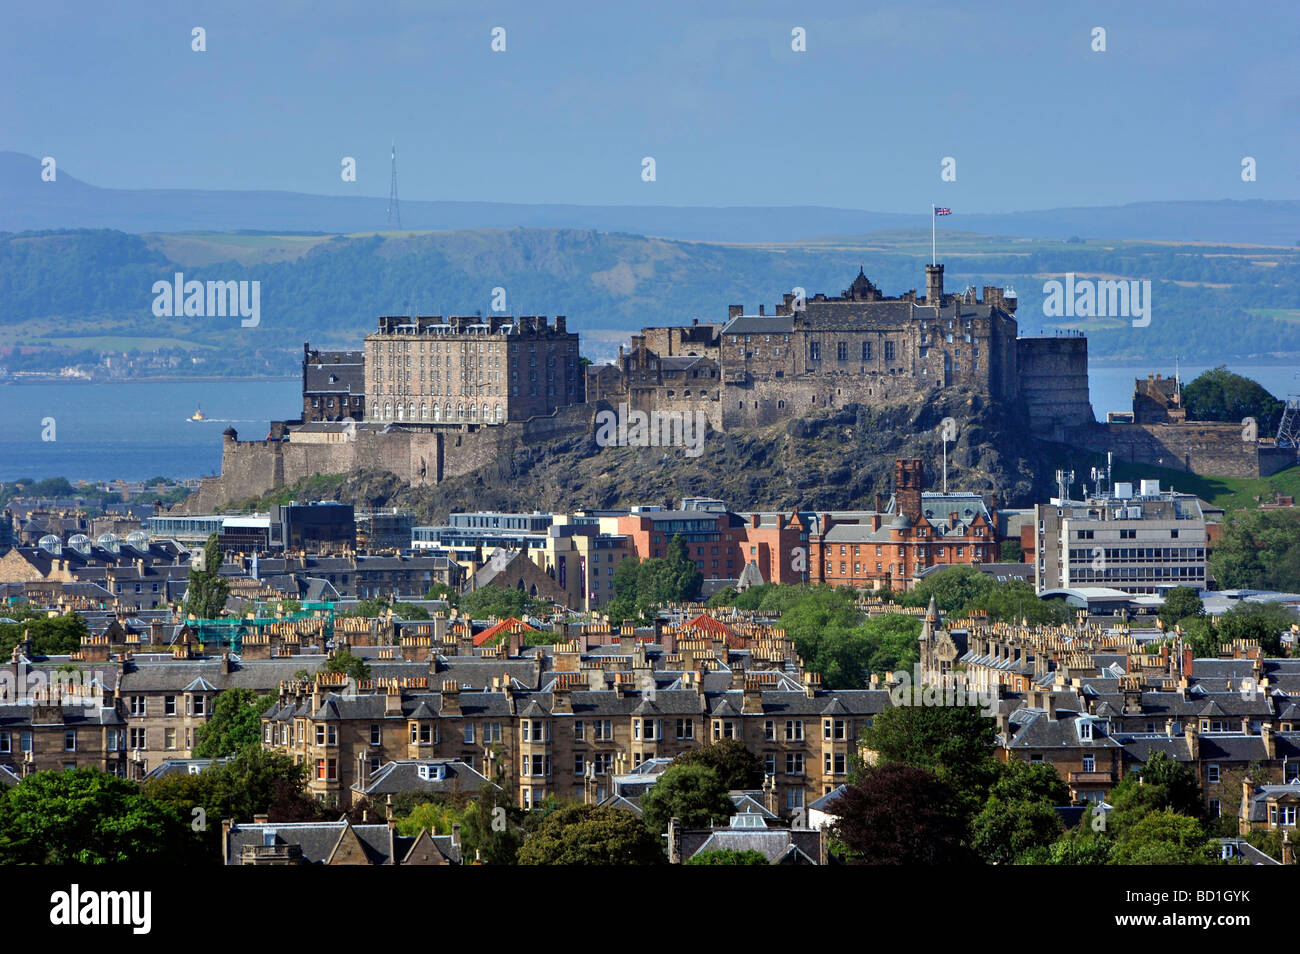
[{"x1": 3, "y1": 0, "x2": 1297, "y2": 211}]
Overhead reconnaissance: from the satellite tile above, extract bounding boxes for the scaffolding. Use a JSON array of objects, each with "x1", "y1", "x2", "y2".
[{"x1": 186, "y1": 600, "x2": 335, "y2": 654}]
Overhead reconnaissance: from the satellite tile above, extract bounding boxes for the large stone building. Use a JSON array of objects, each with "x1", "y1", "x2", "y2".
[
  {"x1": 592, "y1": 264, "x2": 1095, "y2": 436},
  {"x1": 365, "y1": 314, "x2": 581, "y2": 425}
]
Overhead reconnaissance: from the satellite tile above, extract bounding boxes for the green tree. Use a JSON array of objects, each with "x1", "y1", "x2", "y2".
[
  {"x1": 671, "y1": 739, "x2": 764, "y2": 790},
  {"x1": 970, "y1": 796, "x2": 1064, "y2": 865},
  {"x1": 458, "y1": 782, "x2": 525, "y2": 865},
  {"x1": 424, "y1": 583, "x2": 459, "y2": 606},
  {"x1": 1109, "y1": 751, "x2": 1203, "y2": 830},
  {"x1": 397, "y1": 799, "x2": 463, "y2": 837},
  {"x1": 193, "y1": 688, "x2": 268, "y2": 757},
  {"x1": 517, "y1": 803, "x2": 666, "y2": 865},
  {"x1": 322, "y1": 650, "x2": 370, "y2": 681},
  {"x1": 641, "y1": 765, "x2": 734, "y2": 834},
  {"x1": 0, "y1": 612, "x2": 88, "y2": 658},
  {"x1": 1182, "y1": 366, "x2": 1284, "y2": 434},
  {"x1": 858, "y1": 702, "x2": 999, "y2": 803},
  {"x1": 1160, "y1": 586, "x2": 1204, "y2": 625},
  {"x1": 1210, "y1": 509, "x2": 1300, "y2": 592},
  {"x1": 183, "y1": 533, "x2": 230, "y2": 619},
  {"x1": 0, "y1": 768, "x2": 200, "y2": 864},
  {"x1": 1109, "y1": 810, "x2": 1215, "y2": 865},
  {"x1": 460, "y1": 586, "x2": 538, "y2": 620},
  {"x1": 1218, "y1": 601, "x2": 1299, "y2": 656},
  {"x1": 989, "y1": 758, "x2": 1071, "y2": 807},
  {"x1": 685, "y1": 848, "x2": 770, "y2": 865}
]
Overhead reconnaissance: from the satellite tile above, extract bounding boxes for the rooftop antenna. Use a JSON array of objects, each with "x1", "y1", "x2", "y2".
[{"x1": 387, "y1": 142, "x2": 401, "y2": 231}]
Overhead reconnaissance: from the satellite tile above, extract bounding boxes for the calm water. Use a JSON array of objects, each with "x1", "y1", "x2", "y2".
[
  {"x1": 1, "y1": 365, "x2": 1295, "y2": 482},
  {"x1": 0, "y1": 378, "x2": 299, "y2": 482}
]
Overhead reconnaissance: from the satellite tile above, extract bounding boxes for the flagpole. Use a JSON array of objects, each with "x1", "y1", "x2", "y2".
[{"x1": 931, "y1": 204, "x2": 936, "y2": 266}]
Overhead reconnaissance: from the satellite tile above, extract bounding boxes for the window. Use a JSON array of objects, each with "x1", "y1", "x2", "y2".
[
  {"x1": 1207, "y1": 764, "x2": 1220, "y2": 784},
  {"x1": 1209, "y1": 799, "x2": 1221, "y2": 817},
  {"x1": 370, "y1": 724, "x2": 381, "y2": 745},
  {"x1": 592, "y1": 720, "x2": 612, "y2": 741},
  {"x1": 786, "y1": 788, "x2": 804, "y2": 811},
  {"x1": 1079, "y1": 721, "x2": 1093, "y2": 741},
  {"x1": 809, "y1": 341, "x2": 821, "y2": 361},
  {"x1": 836, "y1": 341, "x2": 847, "y2": 361},
  {"x1": 786, "y1": 753, "x2": 804, "y2": 775},
  {"x1": 193, "y1": 695, "x2": 205, "y2": 717},
  {"x1": 164, "y1": 695, "x2": 177, "y2": 716},
  {"x1": 574, "y1": 753, "x2": 585, "y2": 775},
  {"x1": 764, "y1": 720, "x2": 776, "y2": 741},
  {"x1": 130, "y1": 728, "x2": 146, "y2": 749},
  {"x1": 713, "y1": 720, "x2": 736, "y2": 740},
  {"x1": 675, "y1": 719, "x2": 694, "y2": 740},
  {"x1": 824, "y1": 752, "x2": 847, "y2": 775},
  {"x1": 463, "y1": 724, "x2": 475, "y2": 745},
  {"x1": 764, "y1": 753, "x2": 777, "y2": 776},
  {"x1": 486, "y1": 722, "x2": 502, "y2": 743},
  {"x1": 573, "y1": 720, "x2": 585, "y2": 741},
  {"x1": 129, "y1": 695, "x2": 146, "y2": 717},
  {"x1": 164, "y1": 729, "x2": 176, "y2": 750},
  {"x1": 410, "y1": 722, "x2": 433, "y2": 744},
  {"x1": 1082, "y1": 755, "x2": 1096, "y2": 772},
  {"x1": 884, "y1": 341, "x2": 895, "y2": 361},
  {"x1": 862, "y1": 341, "x2": 872, "y2": 361},
  {"x1": 0, "y1": 732, "x2": 8, "y2": 753},
  {"x1": 316, "y1": 725, "x2": 326, "y2": 745},
  {"x1": 785, "y1": 720, "x2": 803, "y2": 741},
  {"x1": 824, "y1": 719, "x2": 846, "y2": 740}
]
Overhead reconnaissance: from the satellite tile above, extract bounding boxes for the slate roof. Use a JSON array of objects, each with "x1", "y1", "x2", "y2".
[
  {"x1": 682, "y1": 828, "x2": 820, "y2": 864},
  {"x1": 355, "y1": 758, "x2": 496, "y2": 797},
  {"x1": 119, "y1": 656, "x2": 329, "y2": 693}
]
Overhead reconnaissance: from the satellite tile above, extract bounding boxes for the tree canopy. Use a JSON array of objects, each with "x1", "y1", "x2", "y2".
[
  {"x1": 1182, "y1": 365, "x2": 1284, "y2": 435},
  {"x1": 640, "y1": 765, "x2": 734, "y2": 835},
  {"x1": 829, "y1": 764, "x2": 975, "y2": 864},
  {"x1": 192, "y1": 688, "x2": 268, "y2": 757},
  {"x1": 671, "y1": 739, "x2": 764, "y2": 790},
  {"x1": 183, "y1": 533, "x2": 229, "y2": 619},
  {"x1": 517, "y1": 803, "x2": 666, "y2": 865}
]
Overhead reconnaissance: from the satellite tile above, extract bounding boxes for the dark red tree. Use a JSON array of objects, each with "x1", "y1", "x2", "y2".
[{"x1": 829, "y1": 763, "x2": 975, "y2": 864}]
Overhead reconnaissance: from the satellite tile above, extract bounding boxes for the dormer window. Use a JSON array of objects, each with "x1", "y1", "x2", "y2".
[
  {"x1": 1079, "y1": 720, "x2": 1093, "y2": 742},
  {"x1": 417, "y1": 763, "x2": 445, "y2": 781}
]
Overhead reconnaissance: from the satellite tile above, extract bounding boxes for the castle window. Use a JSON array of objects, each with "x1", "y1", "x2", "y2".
[
  {"x1": 862, "y1": 341, "x2": 872, "y2": 361},
  {"x1": 836, "y1": 341, "x2": 847, "y2": 361},
  {"x1": 884, "y1": 341, "x2": 895, "y2": 361},
  {"x1": 809, "y1": 342, "x2": 821, "y2": 361}
]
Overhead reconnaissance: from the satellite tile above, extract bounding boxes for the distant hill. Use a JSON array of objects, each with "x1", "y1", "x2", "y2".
[
  {"x1": 2, "y1": 227, "x2": 1298, "y2": 375},
  {"x1": 4, "y1": 151, "x2": 1300, "y2": 245}
]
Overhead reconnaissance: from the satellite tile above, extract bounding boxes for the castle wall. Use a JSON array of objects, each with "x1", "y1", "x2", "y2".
[
  {"x1": 172, "y1": 406, "x2": 593, "y2": 514},
  {"x1": 1065, "y1": 421, "x2": 1298, "y2": 479},
  {"x1": 1015, "y1": 337, "x2": 1094, "y2": 437}
]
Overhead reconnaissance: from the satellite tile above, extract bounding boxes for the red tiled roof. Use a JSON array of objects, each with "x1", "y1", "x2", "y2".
[
  {"x1": 473, "y1": 617, "x2": 537, "y2": 647},
  {"x1": 682, "y1": 614, "x2": 743, "y2": 647}
]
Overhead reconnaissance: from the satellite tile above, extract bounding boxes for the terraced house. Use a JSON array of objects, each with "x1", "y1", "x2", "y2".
[{"x1": 262, "y1": 650, "x2": 892, "y2": 813}]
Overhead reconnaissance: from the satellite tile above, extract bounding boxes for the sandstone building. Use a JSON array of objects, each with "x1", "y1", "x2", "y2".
[{"x1": 365, "y1": 314, "x2": 581, "y2": 425}]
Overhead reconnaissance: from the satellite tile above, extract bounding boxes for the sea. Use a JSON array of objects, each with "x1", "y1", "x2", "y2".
[{"x1": 0, "y1": 364, "x2": 1296, "y2": 484}]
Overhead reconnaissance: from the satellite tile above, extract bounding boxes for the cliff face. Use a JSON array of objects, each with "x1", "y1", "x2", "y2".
[{"x1": 255, "y1": 387, "x2": 1071, "y2": 521}]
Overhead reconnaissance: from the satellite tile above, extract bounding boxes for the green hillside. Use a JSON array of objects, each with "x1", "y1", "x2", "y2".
[{"x1": 2, "y1": 227, "x2": 1298, "y2": 376}]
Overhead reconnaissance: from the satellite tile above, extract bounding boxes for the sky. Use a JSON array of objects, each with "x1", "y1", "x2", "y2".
[{"x1": 2, "y1": 0, "x2": 1298, "y2": 212}]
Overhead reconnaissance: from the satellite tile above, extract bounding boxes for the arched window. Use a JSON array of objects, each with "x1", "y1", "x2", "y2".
[
  {"x1": 481, "y1": 404, "x2": 488, "y2": 423},
  {"x1": 408, "y1": 402, "x2": 415, "y2": 420},
  {"x1": 384, "y1": 402, "x2": 392, "y2": 420},
  {"x1": 457, "y1": 404, "x2": 464, "y2": 420},
  {"x1": 445, "y1": 403, "x2": 452, "y2": 421},
  {"x1": 494, "y1": 404, "x2": 503, "y2": 423},
  {"x1": 421, "y1": 403, "x2": 428, "y2": 420},
  {"x1": 433, "y1": 404, "x2": 441, "y2": 422}
]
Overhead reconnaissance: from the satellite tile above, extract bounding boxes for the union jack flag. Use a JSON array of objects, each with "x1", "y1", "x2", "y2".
[{"x1": 934, "y1": 207, "x2": 952, "y2": 216}]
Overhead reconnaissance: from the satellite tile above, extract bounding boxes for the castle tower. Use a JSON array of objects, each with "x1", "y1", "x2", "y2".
[
  {"x1": 925, "y1": 264, "x2": 944, "y2": 305},
  {"x1": 894, "y1": 458, "x2": 924, "y2": 524}
]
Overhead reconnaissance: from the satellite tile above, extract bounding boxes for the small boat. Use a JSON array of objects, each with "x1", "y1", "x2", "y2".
[{"x1": 189, "y1": 406, "x2": 207, "y2": 422}]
